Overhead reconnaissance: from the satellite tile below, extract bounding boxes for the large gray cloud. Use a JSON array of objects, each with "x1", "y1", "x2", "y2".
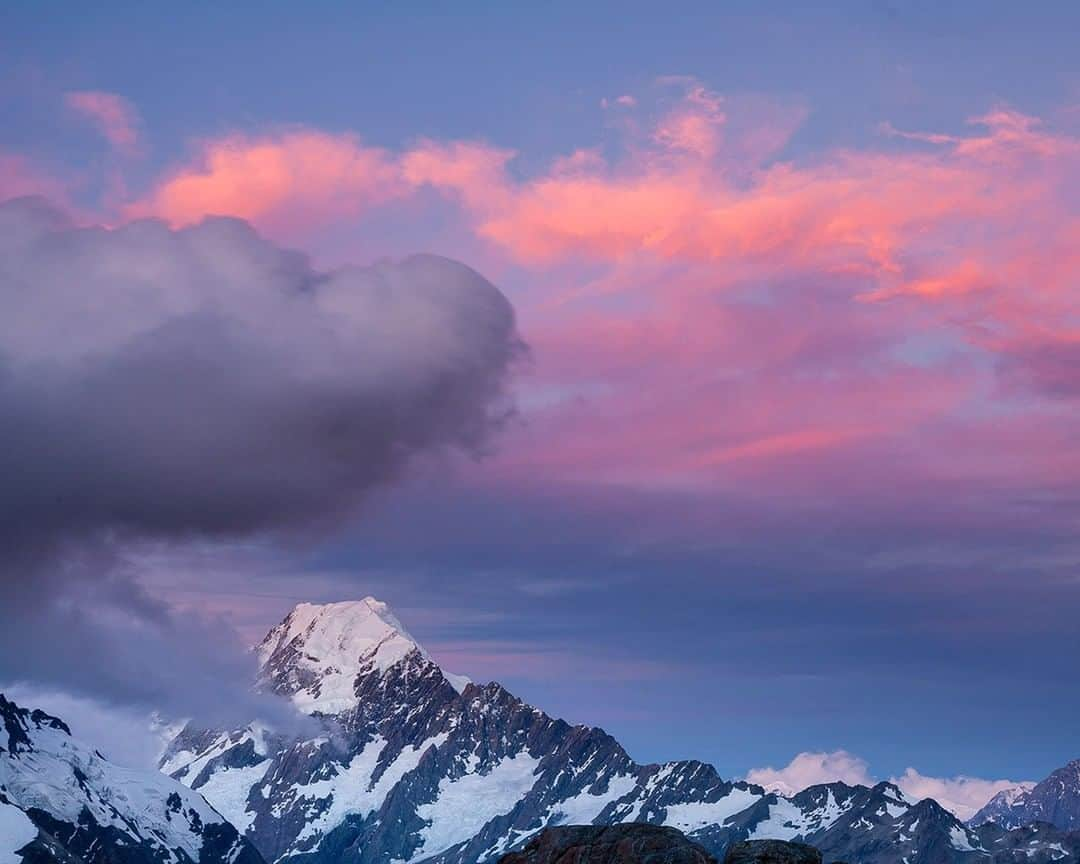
[{"x1": 0, "y1": 196, "x2": 523, "y2": 722}]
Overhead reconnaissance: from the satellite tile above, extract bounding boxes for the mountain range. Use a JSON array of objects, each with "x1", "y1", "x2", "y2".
[
  {"x1": 2, "y1": 597, "x2": 1075, "y2": 864},
  {"x1": 151, "y1": 598, "x2": 1080, "y2": 864}
]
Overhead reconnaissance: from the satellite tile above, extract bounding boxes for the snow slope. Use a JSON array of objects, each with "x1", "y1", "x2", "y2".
[{"x1": 0, "y1": 693, "x2": 263, "y2": 864}]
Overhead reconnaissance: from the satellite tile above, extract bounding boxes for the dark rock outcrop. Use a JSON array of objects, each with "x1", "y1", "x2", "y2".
[
  {"x1": 497, "y1": 825, "x2": 717, "y2": 864},
  {"x1": 723, "y1": 840, "x2": 821, "y2": 864}
]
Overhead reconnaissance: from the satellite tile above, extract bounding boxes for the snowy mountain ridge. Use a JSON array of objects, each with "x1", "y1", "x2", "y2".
[
  {"x1": 0, "y1": 693, "x2": 264, "y2": 864},
  {"x1": 160, "y1": 598, "x2": 1080, "y2": 864}
]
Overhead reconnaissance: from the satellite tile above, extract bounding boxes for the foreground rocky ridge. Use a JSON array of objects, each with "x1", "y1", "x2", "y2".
[
  {"x1": 0, "y1": 693, "x2": 264, "y2": 864},
  {"x1": 497, "y1": 824, "x2": 719, "y2": 864},
  {"x1": 161, "y1": 598, "x2": 1080, "y2": 864},
  {"x1": 493, "y1": 826, "x2": 826, "y2": 864},
  {"x1": 723, "y1": 840, "x2": 821, "y2": 864}
]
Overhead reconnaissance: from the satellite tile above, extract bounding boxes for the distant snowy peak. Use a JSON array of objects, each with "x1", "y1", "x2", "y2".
[
  {"x1": 256, "y1": 597, "x2": 468, "y2": 714},
  {"x1": 970, "y1": 758, "x2": 1080, "y2": 832},
  {"x1": 972, "y1": 784, "x2": 1036, "y2": 827},
  {"x1": 758, "y1": 780, "x2": 797, "y2": 797}
]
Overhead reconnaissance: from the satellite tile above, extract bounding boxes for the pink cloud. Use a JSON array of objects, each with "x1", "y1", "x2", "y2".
[
  {"x1": 652, "y1": 83, "x2": 726, "y2": 158},
  {"x1": 397, "y1": 92, "x2": 1080, "y2": 498},
  {"x1": 65, "y1": 90, "x2": 140, "y2": 154},
  {"x1": 458, "y1": 138, "x2": 1002, "y2": 273},
  {"x1": 128, "y1": 131, "x2": 403, "y2": 238},
  {"x1": 400, "y1": 139, "x2": 515, "y2": 212}
]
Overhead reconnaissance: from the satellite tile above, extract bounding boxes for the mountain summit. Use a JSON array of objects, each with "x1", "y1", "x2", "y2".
[{"x1": 256, "y1": 598, "x2": 468, "y2": 714}]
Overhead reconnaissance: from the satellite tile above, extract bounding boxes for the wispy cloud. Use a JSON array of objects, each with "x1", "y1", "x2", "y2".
[{"x1": 65, "y1": 90, "x2": 141, "y2": 154}]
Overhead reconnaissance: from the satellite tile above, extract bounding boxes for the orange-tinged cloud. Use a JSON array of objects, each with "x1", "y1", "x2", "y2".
[
  {"x1": 130, "y1": 132, "x2": 402, "y2": 236},
  {"x1": 861, "y1": 260, "x2": 992, "y2": 301},
  {"x1": 482, "y1": 174, "x2": 711, "y2": 261},
  {"x1": 955, "y1": 108, "x2": 1080, "y2": 160},
  {"x1": 701, "y1": 427, "x2": 871, "y2": 465},
  {"x1": 400, "y1": 139, "x2": 515, "y2": 211},
  {"x1": 429, "y1": 121, "x2": 1032, "y2": 283}
]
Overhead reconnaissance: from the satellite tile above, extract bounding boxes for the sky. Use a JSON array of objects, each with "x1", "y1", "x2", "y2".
[{"x1": 1, "y1": 1, "x2": 1079, "y2": 815}]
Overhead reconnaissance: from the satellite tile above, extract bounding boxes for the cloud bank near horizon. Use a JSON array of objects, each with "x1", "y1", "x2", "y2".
[{"x1": 745, "y1": 750, "x2": 1034, "y2": 821}]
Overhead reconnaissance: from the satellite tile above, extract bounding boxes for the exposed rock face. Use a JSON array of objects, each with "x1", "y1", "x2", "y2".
[
  {"x1": 0, "y1": 694, "x2": 264, "y2": 864},
  {"x1": 498, "y1": 825, "x2": 717, "y2": 864},
  {"x1": 975, "y1": 820, "x2": 1080, "y2": 862},
  {"x1": 970, "y1": 784, "x2": 1034, "y2": 829},
  {"x1": 971, "y1": 760, "x2": 1080, "y2": 832},
  {"x1": 723, "y1": 840, "x2": 821, "y2": 864},
  {"x1": 161, "y1": 598, "x2": 1080, "y2": 864}
]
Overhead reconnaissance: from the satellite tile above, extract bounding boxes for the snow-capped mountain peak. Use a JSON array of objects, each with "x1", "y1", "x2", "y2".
[
  {"x1": 259, "y1": 598, "x2": 425, "y2": 671},
  {"x1": 256, "y1": 597, "x2": 467, "y2": 714}
]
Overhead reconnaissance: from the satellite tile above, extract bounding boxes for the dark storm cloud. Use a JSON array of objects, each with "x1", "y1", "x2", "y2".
[{"x1": 0, "y1": 196, "x2": 523, "y2": 721}]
